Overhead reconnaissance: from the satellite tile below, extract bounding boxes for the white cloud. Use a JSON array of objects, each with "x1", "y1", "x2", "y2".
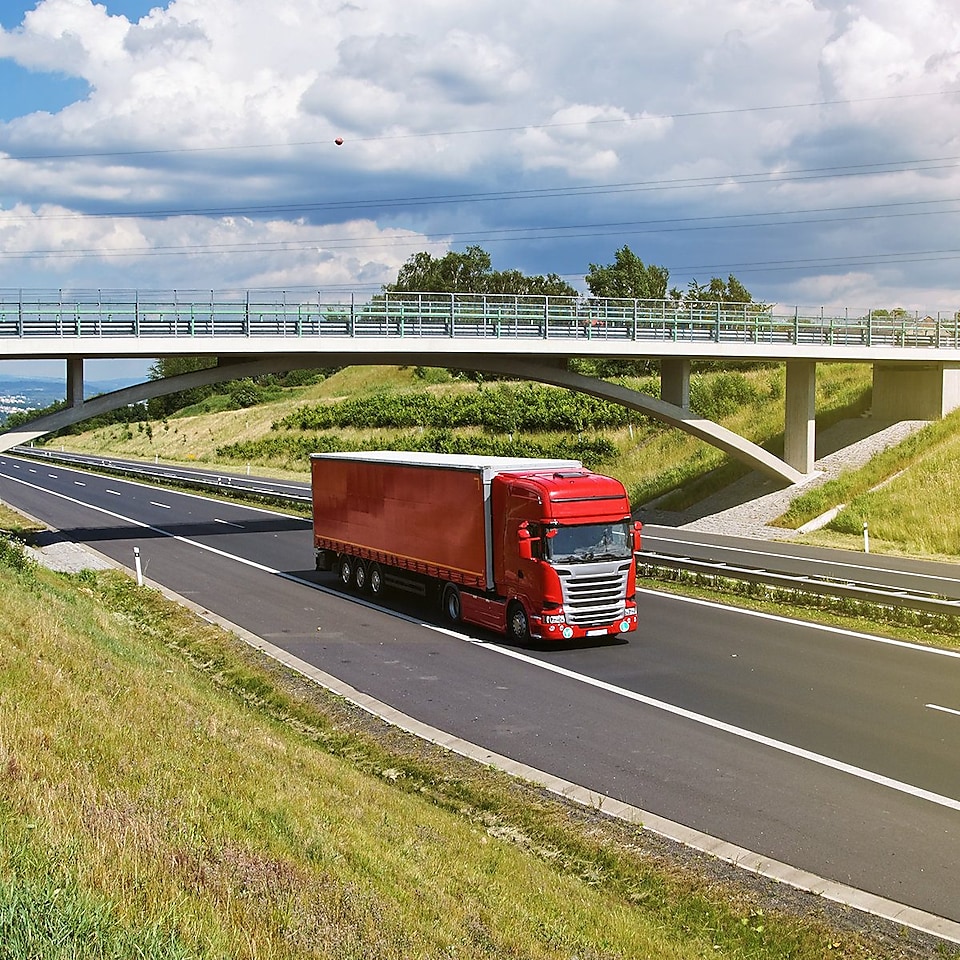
[{"x1": 0, "y1": 0, "x2": 957, "y2": 313}]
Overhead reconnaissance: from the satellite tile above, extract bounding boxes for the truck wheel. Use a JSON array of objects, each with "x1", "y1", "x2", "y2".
[
  {"x1": 442, "y1": 583, "x2": 462, "y2": 623},
  {"x1": 337, "y1": 554, "x2": 353, "y2": 589},
  {"x1": 507, "y1": 602, "x2": 530, "y2": 644},
  {"x1": 368, "y1": 563, "x2": 384, "y2": 598},
  {"x1": 354, "y1": 560, "x2": 368, "y2": 592}
]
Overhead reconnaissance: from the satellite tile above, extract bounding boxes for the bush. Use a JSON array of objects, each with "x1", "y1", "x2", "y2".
[
  {"x1": 274, "y1": 384, "x2": 631, "y2": 433},
  {"x1": 0, "y1": 535, "x2": 34, "y2": 574},
  {"x1": 689, "y1": 372, "x2": 758, "y2": 421}
]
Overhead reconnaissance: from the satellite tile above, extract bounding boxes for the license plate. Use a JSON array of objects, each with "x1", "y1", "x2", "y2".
[{"x1": 586, "y1": 629, "x2": 606, "y2": 637}]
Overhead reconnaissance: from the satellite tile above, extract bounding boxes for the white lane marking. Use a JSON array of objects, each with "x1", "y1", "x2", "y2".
[
  {"x1": 644, "y1": 534, "x2": 960, "y2": 590},
  {"x1": 149, "y1": 501, "x2": 171, "y2": 509},
  {"x1": 437, "y1": 631, "x2": 960, "y2": 813},
  {"x1": 5, "y1": 472, "x2": 959, "y2": 814},
  {"x1": 74, "y1": 481, "x2": 86, "y2": 487},
  {"x1": 636, "y1": 587, "x2": 960, "y2": 660},
  {"x1": 106, "y1": 489, "x2": 122, "y2": 496},
  {"x1": 47, "y1": 473, "x2": 57, "y2": 478},
  {"x1": 927, "y1": 703, "x2": 960, "y2": 718},
  {"x1": 214, "y1": 518, "x2": 245, "y2": 529}
]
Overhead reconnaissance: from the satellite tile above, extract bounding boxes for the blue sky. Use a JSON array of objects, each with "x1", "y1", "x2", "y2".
[{"x1": 2, "y1": 0, "x2": 960, "y2": 380}]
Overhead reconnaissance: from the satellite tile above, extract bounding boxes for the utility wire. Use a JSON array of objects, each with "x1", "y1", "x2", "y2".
[
  {"x1": 2, "y1": 156, "x2": 959, "y2": 225},
  {"x1": 2, "y1": 88, "x2": 957, "y2": 162}
]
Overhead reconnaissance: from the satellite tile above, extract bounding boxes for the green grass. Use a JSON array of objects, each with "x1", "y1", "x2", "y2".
[
  {"x1": 779, "y1": 407, "x2": 960, "y2": 555},
  {"x1": 0, "y1": 535, "x2": 918, "y2": 959}
]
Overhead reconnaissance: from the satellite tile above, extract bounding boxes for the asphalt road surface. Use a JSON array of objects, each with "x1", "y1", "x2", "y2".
[{"x1": 2, "y1": 454, "x2": 958, "y2": 929}]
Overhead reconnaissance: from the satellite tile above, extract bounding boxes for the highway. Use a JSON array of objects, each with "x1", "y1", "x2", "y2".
[
  {"x1": 2, "y1": 452, "x2": 959, "y2": 934},
  {"x1": 21, "y1": 447, "x2": 960, "y2": 600}
]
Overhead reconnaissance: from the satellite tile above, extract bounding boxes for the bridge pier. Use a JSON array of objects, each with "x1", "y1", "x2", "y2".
[
  {"x1": 872, "y1": 361, "x2": 960, "y2": 420},
  {"x1": 67, "y1": 357, "x2": 84, "y2": 408},
  {"x1": 784, "y1": 360, "x2": 816, "y2": 475},
  {"x1": 660, "y1": 359, "x2": 690, "y2": 409}
]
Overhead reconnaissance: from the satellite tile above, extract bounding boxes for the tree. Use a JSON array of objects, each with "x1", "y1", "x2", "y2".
[
  {"x1": 680, "y1": 273, "x2": 757, "y2": 305},
  {"x1": 386, "y1": 246, "x2": 577, "y2": 296},
  {"x1": 585, "y1": 246, "x2": 669, "y2": 300},
  {"x1": 146, "y1": 356, "x2": 218, "y2": 419}
]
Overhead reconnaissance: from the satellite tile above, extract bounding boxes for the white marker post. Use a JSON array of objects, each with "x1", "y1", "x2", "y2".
[
  {"x1": 133, "y1": 546, "x2": 143, "y2": 586},
  {"x1": 862, "y1": 522, "x2": 870, "y2": 554}
]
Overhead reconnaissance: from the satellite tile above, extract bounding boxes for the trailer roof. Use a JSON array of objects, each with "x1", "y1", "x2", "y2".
[{"x1": 310, "y1": 450, "x2": 583, "y2": 472}]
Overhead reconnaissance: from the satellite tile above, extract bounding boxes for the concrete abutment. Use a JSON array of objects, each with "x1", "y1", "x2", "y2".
[{"x1": 872, "y1": 361, "x2": 960, "y2": 420}]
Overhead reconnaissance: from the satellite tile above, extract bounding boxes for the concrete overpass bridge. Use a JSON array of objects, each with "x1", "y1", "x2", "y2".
[{"x1": 2, "y1": 288, "x2": 959, "y2": 486}]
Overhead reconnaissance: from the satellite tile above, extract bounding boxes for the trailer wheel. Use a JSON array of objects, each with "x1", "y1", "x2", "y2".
[
  {"x1": 507, "y1": 601, "x2": 530, "y2": 644},
  {"x1": 368, "y1": 562, "x2": 384, "y2": 598},
  {"x1": 337, "y1": 554, "x2": 353, "y2": 589},
  {"x1": 442, "y1": 583, "x2": 462, "y2": 624},
  {"x1": 354, "y1": 559, "x2": 368, "y2": 592}
]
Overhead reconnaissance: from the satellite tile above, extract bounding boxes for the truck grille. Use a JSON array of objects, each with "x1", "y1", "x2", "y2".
[{"x1": 555, "y1": 561, "x2": 632, "y2": 625}]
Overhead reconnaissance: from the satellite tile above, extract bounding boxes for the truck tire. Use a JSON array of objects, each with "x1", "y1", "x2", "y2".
[
  {"x1": 507, "y1": 601, "x2": 530, "y2": 644},
  {"x1": 368, "y1": 562, "x2": 384, "y2": 598},
  {"x1": 337, "y1": 554, "x2": 353, "y2": 589},
  {"x1": 442, "y1": 583, "x2": 462, "y2": 624},
  {"x1": 354, "y1": 559, "x2": 368, "y2": 592}
]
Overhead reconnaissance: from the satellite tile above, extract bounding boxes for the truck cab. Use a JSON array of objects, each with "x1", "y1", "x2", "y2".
[{"x1": 492, "y1": 468, "x2": 640, "y2": 642}]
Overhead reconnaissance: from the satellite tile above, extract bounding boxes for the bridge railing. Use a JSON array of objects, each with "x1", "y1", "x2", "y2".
[{"x1": 1, "y1": 289, "x2": 958, "y2": 348}]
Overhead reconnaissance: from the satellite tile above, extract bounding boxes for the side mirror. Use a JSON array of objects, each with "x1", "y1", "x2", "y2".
[
  {"x1": 518, "y1": 522, "x2": 534, "y2": 561},
  {"x1": 632, "y1": 520, "x2": 642, "y2": 552}
]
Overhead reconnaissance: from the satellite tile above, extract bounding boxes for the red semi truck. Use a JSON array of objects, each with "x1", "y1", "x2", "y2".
[{"x1": 311, "y1": 451, "x2": 641, "y2": 643}]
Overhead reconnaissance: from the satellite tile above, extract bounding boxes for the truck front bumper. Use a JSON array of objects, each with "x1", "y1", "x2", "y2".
[{"x1": 533, "y1": 604, "x2": 638, "y2": 641}]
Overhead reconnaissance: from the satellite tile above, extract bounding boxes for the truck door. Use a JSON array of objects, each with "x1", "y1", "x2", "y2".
[{"x1": 499, "y1": 483, "x2": 542, "y2": 603}]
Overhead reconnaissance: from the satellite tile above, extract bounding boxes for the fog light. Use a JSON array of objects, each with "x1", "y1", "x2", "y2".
[
  {"x1": 619, "y1": 619, "x2": 631, "y2": 632},
  {"x1": 562, "y1": 626, "x2": 574, "y2": 639}
]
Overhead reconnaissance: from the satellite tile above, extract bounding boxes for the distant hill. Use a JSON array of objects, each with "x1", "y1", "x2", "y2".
[{"x1": 0, "y1": 374, "x2": 143, "y2": 425}]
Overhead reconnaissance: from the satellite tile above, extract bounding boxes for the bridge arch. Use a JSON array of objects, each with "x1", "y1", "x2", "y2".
[{"x1": 0, "y1": 353, "x2": 804, "y2": 485}]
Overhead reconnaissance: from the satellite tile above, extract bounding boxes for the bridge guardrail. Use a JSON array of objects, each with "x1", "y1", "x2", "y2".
[{"x1": 1, "y1": 290, "x2": 958, "y2": 349}]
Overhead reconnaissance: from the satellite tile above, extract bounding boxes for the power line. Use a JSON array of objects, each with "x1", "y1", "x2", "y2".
[
  {"x1": 2, "y1": 156, "x2": 959, "y2": 226},
  {"x1": 2, "y1": 88, "x2": 957, "y2": 163},
  {"x1": 3, "y1": 192, "x2": 958, "y2": 261}
]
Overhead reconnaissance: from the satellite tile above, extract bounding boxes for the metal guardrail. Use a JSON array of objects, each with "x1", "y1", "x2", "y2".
[
  {"x1": 639, "y1": 552, "x2": 960, "y2": 617},
  {"x1": 1, "y1": 289, "x2": 958, "y2": 349},
  {"x1": 16, "y1": 448, "x2": 312, "y2": 506}
]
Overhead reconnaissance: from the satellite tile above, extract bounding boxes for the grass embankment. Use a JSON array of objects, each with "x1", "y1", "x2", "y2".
[
  {"x1": 50, "y1": 363, "x2": 873, "y2": 511},
  {"x1": 780, "y1": 408, "x2": 960, "y2": 556},
  {"x1": 0, "y1": 531, "x2": 914, "y2": 960}
]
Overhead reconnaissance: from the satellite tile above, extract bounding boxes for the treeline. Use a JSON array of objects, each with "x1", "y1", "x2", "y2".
[
  {"x1": 275, "y1": 373, "x2": 766, "y2": 435},
  {"x1": 275, "y1": 383, "x2": 644, "y2": 433},
  {"x1": 217, "y1": 430, "x2": 618, "y2": 469}
]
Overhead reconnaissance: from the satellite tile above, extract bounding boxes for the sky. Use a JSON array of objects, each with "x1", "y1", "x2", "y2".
[{"x1": 1, "y1": 0, "x2": 959, "y2": 380}]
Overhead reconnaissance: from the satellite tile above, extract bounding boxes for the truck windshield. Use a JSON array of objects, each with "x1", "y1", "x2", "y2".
[{"x1": 545, "y1": 522, "x2": 633, "y2": 563}]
